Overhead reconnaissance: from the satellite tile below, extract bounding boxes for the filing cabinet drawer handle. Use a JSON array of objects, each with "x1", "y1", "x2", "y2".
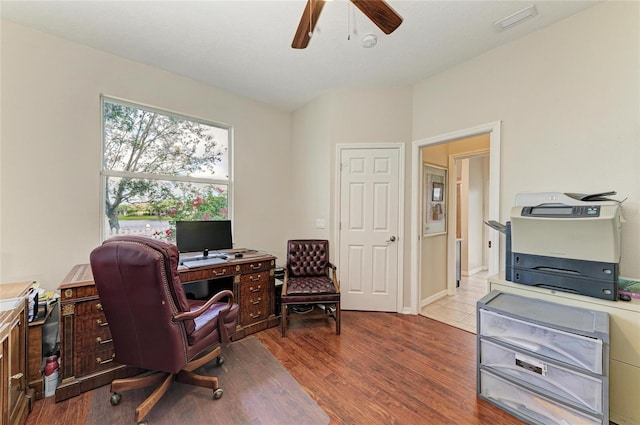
[
  {"x1": 96, "y1": 337, "x2": 113, "y2": 345},
  {"x1": 250, "y1": 313, "x2": 261, "y2": 319},
  {"x1": 250, "y1": 285, "x2": 262, "y2": 293},
  {"x1": 251, "y1": 298, "x2": 261, "y2": 305},
  {"x1": 249, "y1": 275, "x2": 262, "y2": 282},
  {"x1": 96, "y1": 319, "x2": 109, "y2": 327},
  {"x1": 250, "y1": 263, "x2": 262, "y2": 270},
  {"x1": 96, "y1": 354, "x2": 116, "y2": 364},
  {"x1": 212, "y1": 269, "x2": 227, "y2": 277},
  {"x1": 96, "y1": 303, "x2": 103, "y2": 311}
]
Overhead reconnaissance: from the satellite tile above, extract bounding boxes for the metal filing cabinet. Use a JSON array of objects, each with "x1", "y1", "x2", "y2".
[{"x1": 477, "y1": 291, "x2": 610, "y2": 425}]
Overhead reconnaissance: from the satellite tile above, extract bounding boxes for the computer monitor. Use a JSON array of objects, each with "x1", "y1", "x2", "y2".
[{"x1": 175, "y1": 220, "x2": 233, "y2": 256}]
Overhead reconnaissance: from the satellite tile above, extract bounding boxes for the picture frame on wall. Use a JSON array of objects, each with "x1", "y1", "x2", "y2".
[{"x1": 423, "y1": 164, "x2": 447, "y2": 236}]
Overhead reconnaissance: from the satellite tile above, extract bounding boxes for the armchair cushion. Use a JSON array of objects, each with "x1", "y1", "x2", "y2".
[{"x1": 286, "y1": 276, "x2": 337, "y2": 295}]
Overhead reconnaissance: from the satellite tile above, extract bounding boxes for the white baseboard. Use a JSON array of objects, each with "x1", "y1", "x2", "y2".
[
  {"x1": 462, "y1": 266, "x2": 488, "y2": 277},
  {"x1": 420, "y1": 290, "x2": 447, "y2": 309}
]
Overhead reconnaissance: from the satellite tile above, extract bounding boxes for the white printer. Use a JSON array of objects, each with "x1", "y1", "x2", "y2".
[{"x1": 489, "y1": 192, "x2": 622, "y2": 300}]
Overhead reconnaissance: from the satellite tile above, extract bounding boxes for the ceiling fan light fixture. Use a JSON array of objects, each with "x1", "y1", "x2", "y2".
[
  {"x1": 494, "y1": 5, "x2": 537, "y2": 32},
  {"x1": 361, "y1": 33, "x2": 377, "y2": 48}
]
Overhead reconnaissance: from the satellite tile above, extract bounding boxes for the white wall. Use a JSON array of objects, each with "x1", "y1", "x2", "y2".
[
  {"x1": 466, "y1": 156, "x2": 486, "y2": 274},
  {"x1": 0, "y1": 21, "x2": 292, "y2": 290},
  {"x1": 413, "y1": 1, "x2": 640, "y2": 277},
  {"x1": 291, "y1": 87, "x2": 413, "y2": 304}
]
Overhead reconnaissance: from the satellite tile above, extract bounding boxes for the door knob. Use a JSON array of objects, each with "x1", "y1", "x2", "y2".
[{"x1": 386, "y1": 236, "x2": 397, "y2": 242}]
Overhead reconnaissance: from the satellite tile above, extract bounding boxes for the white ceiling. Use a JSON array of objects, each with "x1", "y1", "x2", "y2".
[{"x1": 1, "y1": 0, "x2": 599, "y2": 111}]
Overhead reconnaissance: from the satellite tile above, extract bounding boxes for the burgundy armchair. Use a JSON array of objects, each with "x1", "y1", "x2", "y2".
[
  {"x1": 281, "y1": 239, "x2": 340, "y2": 337},
  {"x1": 89, "y1": 235, "x2": 239, "y2": 424}
]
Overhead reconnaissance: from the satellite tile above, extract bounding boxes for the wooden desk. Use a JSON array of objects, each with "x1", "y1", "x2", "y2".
[{"x1": 55, "y1": 250, "x2": 277, "y2": 402}]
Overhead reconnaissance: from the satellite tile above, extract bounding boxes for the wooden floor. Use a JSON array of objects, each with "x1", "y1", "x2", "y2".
[{"x1": 26, "y1": 311, "x2": 525, "y2": 425}]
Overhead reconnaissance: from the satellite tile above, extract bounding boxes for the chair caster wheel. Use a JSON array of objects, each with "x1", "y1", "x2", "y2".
[
  {"x1": 213, "y1": 388, "x2": 224, "y2": 399},
  {"x1": 216, "y1": 355, "x2": 225, "y2": 366},
  {"x1": 110, "y1": 392, "x2": 122, "y2": 406}
]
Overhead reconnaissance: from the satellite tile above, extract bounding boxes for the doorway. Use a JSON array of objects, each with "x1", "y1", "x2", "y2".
[{"x1": 410, "y1": 122, "x2": 501, "y2": 315}]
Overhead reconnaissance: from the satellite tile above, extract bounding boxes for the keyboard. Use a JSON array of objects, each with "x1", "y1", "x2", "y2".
[{"x1": 182, "y1": 257, "x2": 228, "y2": 268}]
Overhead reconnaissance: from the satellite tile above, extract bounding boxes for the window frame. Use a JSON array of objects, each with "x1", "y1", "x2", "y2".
[{"x1": 99, "y1": 95, "x2": 233, "y2": 241}]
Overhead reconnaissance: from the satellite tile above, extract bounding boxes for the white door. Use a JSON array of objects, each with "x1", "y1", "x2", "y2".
[{"x1": 339, "y1": 147, "x2": 400, "y2": 311}]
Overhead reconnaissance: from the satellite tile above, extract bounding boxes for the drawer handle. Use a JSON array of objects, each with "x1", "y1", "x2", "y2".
[
  {"x1": 250, "y1": 263, "x2": 262, "y2": 270},
  {"x1": 250, "y1": 285, "x2": 262, "y2": 293},
  {"x1": 96, "y1": 303, "x2": 103, "y2": 311},
  {"x1": 212, "y1": 269, "x2": 227, "y2": 277},
  {"x1": 96, "y1": 337, "x2": 113, "y2": 345},
  {"x1": 249, "y1": 275, "x2": 262, "y2": 282},
  {"x1": 96, "y1": 319, "x2": 109, "y2": 327},
  {"x1": 96, "y1": 354, "x2": 115, "y2": 364},
  {"x1": 250, "y1": 313, "x2": 261, "y2": 319},
  {"x1": 251, "y1": 298, "x2": 261, "y2": 305}
]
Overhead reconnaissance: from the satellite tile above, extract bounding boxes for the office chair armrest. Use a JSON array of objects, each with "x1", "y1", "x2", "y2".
[{"x1": 172, "y1": 289, "x2": 235, "y2": 322}]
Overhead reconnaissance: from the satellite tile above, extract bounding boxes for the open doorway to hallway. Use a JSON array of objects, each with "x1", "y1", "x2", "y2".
[
  {"x1": 420, "y1": 151, "x2": 490, "y2": 333},
  {"x1": 411, "y1": 121, "x2": 501, "y2": 329}
]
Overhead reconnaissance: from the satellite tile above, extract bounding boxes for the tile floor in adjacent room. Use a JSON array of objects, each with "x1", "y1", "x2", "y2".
[{"x1": 420, "y1": 270, "x2": 489, "y2": 334}]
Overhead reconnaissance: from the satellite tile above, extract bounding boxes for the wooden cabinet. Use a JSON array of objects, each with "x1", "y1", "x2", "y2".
[
  {"x1": 0, "y1": 281, "x2": 33, "y2": 425},
  {"x1": 55, "y1": 251, "x2": 277, "y2": 401}
]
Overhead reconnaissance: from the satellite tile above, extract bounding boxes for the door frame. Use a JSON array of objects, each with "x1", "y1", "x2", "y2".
[
  {"x1": 334, "y1": 143, "x2": 405, "y2": 313},
  {"x1": 410, "y1": 122, "x2": 501, "y2": 314}
]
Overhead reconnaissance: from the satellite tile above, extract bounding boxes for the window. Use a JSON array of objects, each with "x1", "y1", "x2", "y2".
[{"x1": 101, "y1": 97, "x2": 231, "y2": 242}]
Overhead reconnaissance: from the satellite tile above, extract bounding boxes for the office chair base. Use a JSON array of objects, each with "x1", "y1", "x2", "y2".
[{"x1": 110, "y1": 345, "x2": 224, "y2": 423}]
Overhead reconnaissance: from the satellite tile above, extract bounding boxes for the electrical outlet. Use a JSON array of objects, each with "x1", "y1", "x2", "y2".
[{"x1": 315, "y1": 218, "x2": 325, "y2": 229}]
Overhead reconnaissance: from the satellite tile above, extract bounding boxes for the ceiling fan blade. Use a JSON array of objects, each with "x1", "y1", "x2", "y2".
[
  {"x1": 292, "y1": 0, "x2": 327, "y2": 49},
  {"x1": 350, "y1": 0, "x2": 403, "y2": 34}
]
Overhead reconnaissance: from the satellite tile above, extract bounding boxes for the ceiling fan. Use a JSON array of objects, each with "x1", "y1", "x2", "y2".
[{"x1": 292, "y1": 0, "x2": 403, "y2": 49}]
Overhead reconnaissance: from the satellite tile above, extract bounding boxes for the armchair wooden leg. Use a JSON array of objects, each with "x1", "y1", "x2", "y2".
[
  {"x1": 336, "y1": 302, "x2": 341, "y2": 335},
  {"x1": 281, "y1": 304, "x2": 287, "y2": 337}
]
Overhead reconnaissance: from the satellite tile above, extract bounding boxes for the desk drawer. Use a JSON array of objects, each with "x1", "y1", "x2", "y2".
[
  {"x1": 75, "y1": 346, "x2": 117, "y2": 377},
  {"x1": 180, "y1": 266, "x2": 235, "y2": 282},
  {"x1": 75, "y1": 326, "x2": 114, "y2": 353},
  {"x1": 75, "y1": 299, "x2": 105, "y2": 317},
  {"x1": 240, "y1": 260, "x2": 273, "y2": 274},
  {"x1": 75, "y1": 312, "x2": 110, "y2": 333},
  {"x1": 240, "y1": 273, "x2": 270, "y2": 325}
]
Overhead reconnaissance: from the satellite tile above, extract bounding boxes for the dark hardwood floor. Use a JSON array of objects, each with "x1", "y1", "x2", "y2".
[{"x1": 26, "y1": 311, "x2": 525, "y2": 425}]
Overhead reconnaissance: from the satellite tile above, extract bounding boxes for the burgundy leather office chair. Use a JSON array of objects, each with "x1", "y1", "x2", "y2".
[
  {"x1": 281, "y1": 239, "x2": 340, "y2": 337},
  {"x1": 90, "y1": 235, "x2": 239, "y2": 424}
]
